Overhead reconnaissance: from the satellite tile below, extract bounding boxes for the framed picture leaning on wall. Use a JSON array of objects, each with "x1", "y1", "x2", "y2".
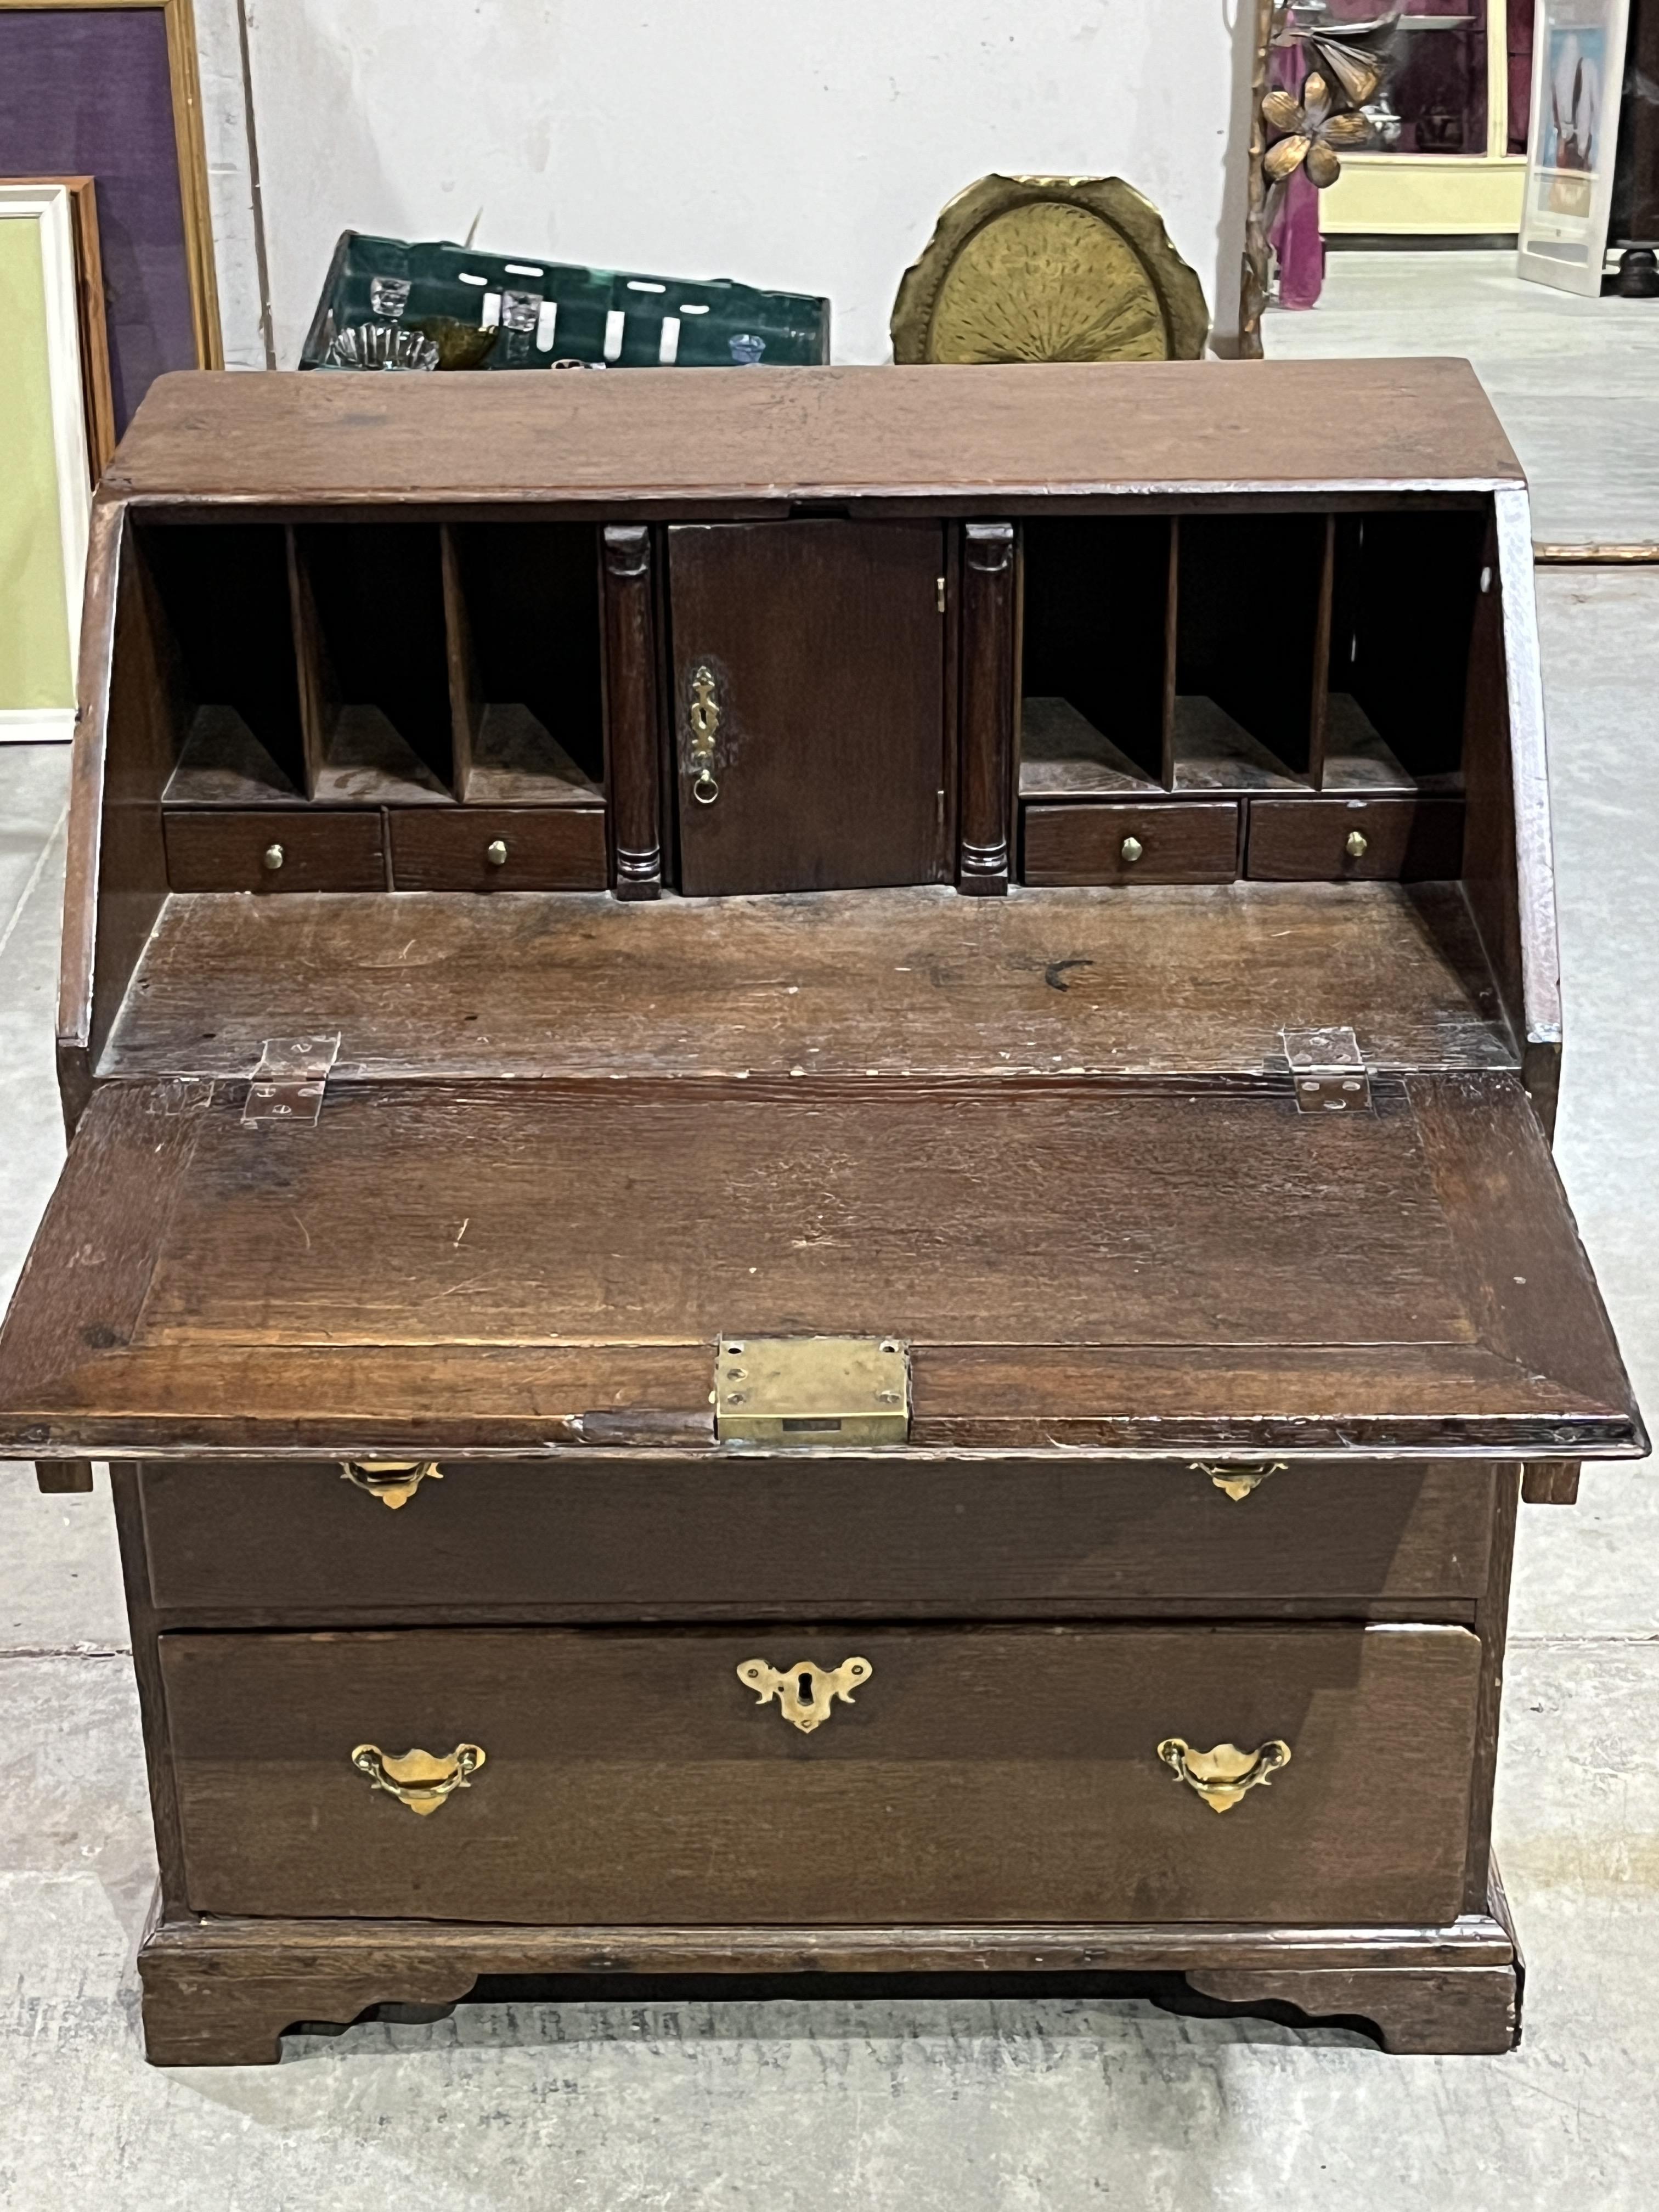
[
  {"x1": 0, "y1": 0, "x2": 219, "y2": 431},
  {"x1": 0, "y1": 184, "x2": 92, "y2": 742},
  {"x1": 1519, "y1": 0, "x2": 1632, "y2": 292},
  {"x1": 7, "y1": 176, "x2": 117, "y2": 479}
]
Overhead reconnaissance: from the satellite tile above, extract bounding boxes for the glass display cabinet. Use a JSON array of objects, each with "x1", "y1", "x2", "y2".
[{"x1": 1316, "y1": 0, "x2": 1533, "y2": 236}]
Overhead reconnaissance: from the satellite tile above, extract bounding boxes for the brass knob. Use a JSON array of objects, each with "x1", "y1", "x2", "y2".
[
  {"x1": 1120, "y1": 835, "x2": 1144, "y2": 864},
  {"x1": 1157, "y1": 1736, "x2": 1292, "y2": 1814},
  {"x1": 737, "y1": 1656, "x2": 872, "y2": 1734},
  {"x1": 262, "y1": 843, "x2": 285, "y2": 872},
  {"x1": 485, "y1": 838, "x2": 509, "y2": 867},
  {"x1": 351, "y1": 1742, "x2": 486, "y2": 1816},
  {"x1": 1345, "y1": 830, "x2": 1368, "y2": 859}
]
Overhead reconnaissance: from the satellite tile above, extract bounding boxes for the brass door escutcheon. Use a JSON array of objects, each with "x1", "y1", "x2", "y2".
[
  {"x1": 737, "y1": 1656, "x2": 872, "y2": 1734},
  {"x1": 687, "y1": 663, "x2": 721, "y2": 804},
  {"x1": 1157, "y1": 1736, "x2": 1291, "y2": 1813},
  {"x1": 351, "y1": 1741, "x2": 486, "y2": 1816},
  {"x1": 340, "y1": 1459, "x2": 443, "y2": 1509},
  {"x1": 1189, "y1": 1460, "x2": 1286, "y2": 1503}
]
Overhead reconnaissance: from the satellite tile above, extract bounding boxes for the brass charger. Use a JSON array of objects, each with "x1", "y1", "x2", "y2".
[{"x1": 891, "y1": 173, "x2": 1209, "y2": 364}]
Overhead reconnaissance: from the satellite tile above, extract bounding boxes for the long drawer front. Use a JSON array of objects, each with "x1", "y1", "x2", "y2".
[
  {"x1": 138, "y1": 1460, "x2": 1497, "y2": 1618},
  {"x1": 160, "y1": 1624, "x2": 1481, "y2": 1925}
]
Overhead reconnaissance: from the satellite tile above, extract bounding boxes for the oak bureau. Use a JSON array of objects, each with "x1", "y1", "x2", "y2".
[{"x1": 1, "y1": 360, "x2": 1643, "y2": 2064}]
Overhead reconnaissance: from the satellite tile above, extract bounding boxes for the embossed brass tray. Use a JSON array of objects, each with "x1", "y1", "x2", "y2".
[{"x1": 891, "y1": 174, "x2": 1209, "y2": 365}]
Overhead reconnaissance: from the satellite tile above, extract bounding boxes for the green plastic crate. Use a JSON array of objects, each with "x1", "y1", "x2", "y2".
[{"x1": 301, "y1": 230, "x2": 831, "y2": 371}]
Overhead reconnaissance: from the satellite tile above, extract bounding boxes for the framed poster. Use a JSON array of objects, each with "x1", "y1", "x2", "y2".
[
  {"x1": 1518, "y1": 0, "x2": 1632, "y2": 293},
  {"x1": 0, "y1": 184, "x2": 92, "y2": 739},
  {"x1": 0, "y1": 0, "x2": 219, "y2": 432},
  {"x1": 7, "y1": 175, "x2": 118, "y2": 477}
]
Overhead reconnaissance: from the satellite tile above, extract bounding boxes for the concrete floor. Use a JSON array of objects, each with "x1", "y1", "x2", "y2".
[
  {"x1": 3, "y1": 260, "x2": 1658, "y2": 2207},
  {"x1": 1268, "y1": 248, "x2": 1659, "y2": 550}
]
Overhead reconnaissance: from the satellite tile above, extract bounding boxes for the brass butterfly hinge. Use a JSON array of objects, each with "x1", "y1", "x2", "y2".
[
  {"x1": 737, "y1": 1657, "x2": 872, "y2": 1734},
  {"x1": 243, "y1": 1032, "x2": 341, "y2": 1126},
  {"x1": 1282, "y1": 1025, "x2": 1372, "y2": 1115}
]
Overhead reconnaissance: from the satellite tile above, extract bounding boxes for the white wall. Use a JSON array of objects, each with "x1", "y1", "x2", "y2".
[
  {"x1": 204, "y1": 0, "x2": 1256, "y2": 370},
  {"x1": 195, "y1": 0, "x2": 270, "y2": 368}
]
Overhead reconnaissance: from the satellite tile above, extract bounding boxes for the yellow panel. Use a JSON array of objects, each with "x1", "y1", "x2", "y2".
[
  {"x1": 0, "y1": 221, "x2": 73, "y2": 712},
  {"x1": 1321, "y1": 156, "x2": 1528, "y2": 236}
]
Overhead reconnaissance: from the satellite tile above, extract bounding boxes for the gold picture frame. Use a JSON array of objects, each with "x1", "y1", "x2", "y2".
[
  {"x1": 891, "y1": 174, "x2": 1210, "y2": 365},
  {"x1": 0, "y1": 0, "x2": 221, "y2": 371}
]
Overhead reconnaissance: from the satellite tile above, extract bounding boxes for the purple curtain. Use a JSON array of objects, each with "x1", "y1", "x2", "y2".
[{"x1": 0, "y1": 9, "x2": 199, "y2": 431}]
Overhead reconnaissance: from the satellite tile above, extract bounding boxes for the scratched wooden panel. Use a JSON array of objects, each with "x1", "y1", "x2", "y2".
[
  {"x1": 161, "y1": 1624, "x2": 1484, "y2": 1925},
  {"x1": 103, "y1": 360, "x2": 1523, "y2": 505},
  {"x1": 101, "y1": 879, "x2": 1514, "y2": 1084},
  {"x1": 129, "y1": 1082, "x2": 1475, "y2": 1351}
]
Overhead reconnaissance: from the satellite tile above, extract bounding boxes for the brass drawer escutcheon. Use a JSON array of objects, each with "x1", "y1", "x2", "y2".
[
  {"x1": 1157, "y1": 1736, "x2": 1291, "y2": 1813},
  {"x1": 340, "y1": 1459, "x2": 443, "y2": 1509},
  {"x1": 351, "y1": 1741, "x2": 487, "y2": 1815},
  {"x1": 687, "y1": 663, "x2": 721, "y2": 804},
  {"x1": 1190, "y1": 1460, "x2": 1286, "y2": 1502},
  {"x1": 737, "y1": 1656, "x2": 872, "y2": 1734}
]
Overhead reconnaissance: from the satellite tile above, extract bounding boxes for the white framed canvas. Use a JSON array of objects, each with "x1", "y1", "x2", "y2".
[
  {"x1": 0, "y1": 181, "x2": 91, "y2": 738},
  {"x1": 1518, "y1": 0, "x2": 1632, "y2": 295}
]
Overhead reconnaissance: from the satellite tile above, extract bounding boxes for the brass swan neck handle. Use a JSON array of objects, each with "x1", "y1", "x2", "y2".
[
  {"x1": 1157, "y1": 1736, "x2": 1292, "y2": 1813},
  {"x1": 340, "y1": 1460, "x2": 443, "y2": 1509},
  {"x1": 351, "y1": 1742, "x2": 486, "y2": 1815}
]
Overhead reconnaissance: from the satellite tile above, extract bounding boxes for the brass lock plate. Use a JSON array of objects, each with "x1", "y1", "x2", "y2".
[{"x1": 715, "y1": 1335, "x2": 910, "y2": 1446}]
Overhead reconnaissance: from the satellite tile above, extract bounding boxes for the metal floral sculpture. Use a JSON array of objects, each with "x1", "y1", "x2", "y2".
[
  {"x1": 1239, "y1": 3, "x2": 1400, "y2": 355},
  {"x1": 1262, "y1": 72, "x2": 1374, "y2": 192},
  {"x1": 1265, "y1": 5, "x2": 1399, "y2": 197},
  {"x1": 1277, "y1": 5, "x2": 1398, "y2": 115}
]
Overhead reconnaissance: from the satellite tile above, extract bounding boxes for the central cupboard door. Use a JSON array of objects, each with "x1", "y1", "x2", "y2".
[{"x1": 669, "y1": 521, "x2": 947, "y2": 895}]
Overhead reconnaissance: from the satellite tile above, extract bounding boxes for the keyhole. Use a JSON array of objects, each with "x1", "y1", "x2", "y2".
[{"x1": 797, "y1": 1671, "x2": 814, "y2": 1706}]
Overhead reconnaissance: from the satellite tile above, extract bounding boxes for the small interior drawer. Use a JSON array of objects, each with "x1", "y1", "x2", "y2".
[
  {"x1": 1246, "y1": 797, "x2": 1465, "y2": 882},
  {"x1": 160, "y1": 1622, "x2": 1482, "y2": 1924},
  {"x1": 163, "y1": 809, "x2": 385, "y2": 892},
  {"x1": 137, "y1": 1459, "x2": 1497, "y2": 1621},
  {"x1": 1023, "y1": 800, "x2": 1240, "y2": 885},
  {"x1": 387, "y1": 807, "x2": 607, "y2": 890}
]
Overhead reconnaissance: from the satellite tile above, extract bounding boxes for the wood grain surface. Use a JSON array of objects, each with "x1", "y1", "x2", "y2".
[
  {"x1": 1245, "y1": 797, "x2": 1466, "y2": 882},
  {"x1": 100, "y1": 362, "x2": 1523, "y2": 509},
  {"x1": 1023, "y1": 800, "x2": 1240, "y2": 884},
  {"x1": 958, "y1": 523, "x2": 1016, "y2": 891},
  {"x1": 160, "y1": 1623, "x2": 1483, "y2": 1925},
  {"x1": 386, "y1": 808, "x2": 606, "y2": 891},
  {"x1": 136, "y1": 1459, "x2": 1497, "y2": 1620},
  {"x1": 133, "y1": 1899, "x2": 1519, "y2": 2066},
  {"x1": 668, "y1": 521, "x2": 945, "y2": 895},
  {"x1": 0, "y1": 1074, "x2": 1638, "y2": 1456},
  {"x1": 100, "y1": 880, "x2": 1514, "y2": 1084},
  {"x1": 164, "y1": 809, "x2": 386, "y2": 893}
]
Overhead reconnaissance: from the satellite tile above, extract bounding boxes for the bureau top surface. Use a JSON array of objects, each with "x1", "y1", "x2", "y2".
[{"x1": 103, "y1": 360, "x2": 1523, "y2": 509}]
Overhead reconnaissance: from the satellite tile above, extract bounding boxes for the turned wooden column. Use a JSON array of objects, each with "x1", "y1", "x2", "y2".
[
  {"x1": 957, "y1": 522, "x2": 1016, "y2": 895},
  {"x1": 601, "y1": 524, "x2": 663, "y2": 899}
]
